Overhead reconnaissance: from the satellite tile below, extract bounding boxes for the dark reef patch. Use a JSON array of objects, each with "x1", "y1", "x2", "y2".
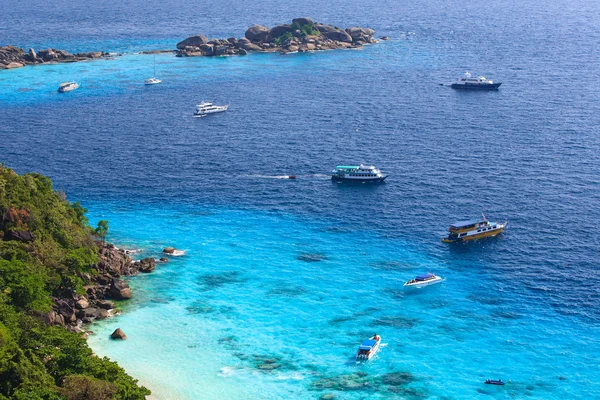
[
  {"x1": 297, "y1": 253, "x2": 327, "y2": 262},
  {"x1": 372, "y1": 315, "x2": 419, "y2": 329},
  {"x1": 467, "y1": 294, "x2": 504, "y2": 305},
  {"x1": 311, "y1": 373, "x2": 372, "y2": 392},
  {"x1": 267, "y1": 285, "x2": 308, "y2": 297},
  {"x1": 196, "y1": 271, "x2": 245, "y2": 291},
  {"x1": 186, "y1": 301, "x2": 215, "y2": 314}
]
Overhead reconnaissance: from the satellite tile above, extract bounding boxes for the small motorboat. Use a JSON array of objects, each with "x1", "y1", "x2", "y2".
[
  {"x1": 450, "y1": 72, "x2": 501, "y2": 90},
  {"x1": 287, "y1": 175, "x2": 296, "y2": 179},
  {"x1": 356, "y1": 334, "x2": 381, "y2": 361},
  {"x1": 58, "y1": 81, "x2": 79, "y2": 93},
  {"x1": 485, "y1": 379, "x2": 505, "y2": 386},
  {"x1": 404, "y1": 273, "x2": 442, "y2": 288}
]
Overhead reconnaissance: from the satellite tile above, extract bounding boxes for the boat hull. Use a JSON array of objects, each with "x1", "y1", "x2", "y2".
[
  {"x1": 442, "y1": 225, "x2": 505, "y2": 242},
  {"x1": 404, "y1": 277, "x2": 442, "y2": 288},
  {"x1": 451, "y1": 83, "x2": 502, "y2": 90},
  {"x1": 332, "y1": 176, "x2": 387, "y2": 183}
]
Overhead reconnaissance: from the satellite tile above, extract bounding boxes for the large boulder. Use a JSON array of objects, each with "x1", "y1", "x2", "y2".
[
  {"x1": 109, "y1": 279, "x2": 132, "y2": 300},
  {"x1": 269, "y1": 24, "x2": 293, "y2": 39},
  {"x1": 176, "y1": 35, "x2": 208, "y2": 50},
  {"x1": 292, "y1": 17, "x2": 314, "y2": 26},
  {"x1": 37, "y1": 49, "x2": 57, "y2": 61},
  {"x1": 213, "y1": 45, "x2": 228, "y2": 56},
  {"x1": 323, "y1": 30, "x2": 353, "y2": 43},
  {"x1": 345, "y1": 27, "x2": 375, "y2": 42},
  {"x1": 315, "y1": 23, "x2": 338, "y2": 34},
  {"x1": 245, "y1": 25, "x2": 269, "y2": 42},
  {"x1": 137, "y1": 257, "x2": 156, "y2": 273},
  {"x1": 3, "y1": 230, "x2": 34, "y2": 242},
  {"x1": 111, "y1": 328, "x2": 127, "y2": 340}
]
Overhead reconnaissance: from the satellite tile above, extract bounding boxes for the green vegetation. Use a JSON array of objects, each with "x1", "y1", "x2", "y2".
[
  {"x1": 291, "y1": 20, "x2": 320, "y2": 37},
  {"x1": 0, "y1": 165, "x2": 150, "y2": 399},
  {"x1": 272, "y1": 21, "x2": 320, "y2": 45}
]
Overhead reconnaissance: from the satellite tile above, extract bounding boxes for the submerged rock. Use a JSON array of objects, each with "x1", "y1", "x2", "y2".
[
  {"x1": 297, "y1": 253, "x2": 327, "y2": 262},
  {"x1": 111, "y1": 328, "x2": 127, "y2": 340}
]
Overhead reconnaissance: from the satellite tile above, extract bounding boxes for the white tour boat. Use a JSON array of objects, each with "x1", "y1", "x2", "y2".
[
  {"x1": 404, "y1": 273, "x2": 443, "y2": 288},
  {"x1": 144, "y1": 54, "x2": 161, "y2": 85},
  {"x1": 356, "y1": 334, "x2": 381, "y2": 361},
  {"x1": 194, "y1": 101, "x2": 229, "y2": 117},
  {"x1": 442, "y1": 214, "x2": 508, "y2": 243},
  {"x1": 331, "y1": 164, "x2": 387, "y2": 182},
  {"x1": 58, "y1": 81, "x2": 79, "y2": 93},
  {"x1": 450, "y1": 72, "x2": 501, "y2": 90}
]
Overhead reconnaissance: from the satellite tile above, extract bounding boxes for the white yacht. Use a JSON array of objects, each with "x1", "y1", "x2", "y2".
[
  {"x1": 331, "y1": 164, "x2": 387, "y2": 182},
  {"x1": 144, "y1": 54, "x2": 161, "y2": 85},
  {"x1": 404, "y1": 273, "x2": 443, "y2": 288},
  {"x1": 451, "y1": 72, "x2": 501, "y2": 90},
  {"x1": 194, "y1": 101, "x2": 229, "y2": 117},
  {"x1": 58, "y1": 81, "x2": 79, "y2": 93}
]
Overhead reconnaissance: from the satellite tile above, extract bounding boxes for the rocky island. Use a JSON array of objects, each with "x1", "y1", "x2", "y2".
[
  {"x1": 176, "y1": 17, "x2": 379, "y2": 57},
  {"x1": 0, "y1": 46, "x2": 109, "y2": 69}
]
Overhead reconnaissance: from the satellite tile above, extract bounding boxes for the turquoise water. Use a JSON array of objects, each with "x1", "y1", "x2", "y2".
[
  {"x1": 3, "y1": 0, "x2": 600, "y2": 397},
  {"x1": 83, "y1": 203, "x2": 600, "y2": 399}
]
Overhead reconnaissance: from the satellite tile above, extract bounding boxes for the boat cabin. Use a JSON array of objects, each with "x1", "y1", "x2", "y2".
[{"x1": 357, "y1": 339, "x2": 377, "y2": 356}]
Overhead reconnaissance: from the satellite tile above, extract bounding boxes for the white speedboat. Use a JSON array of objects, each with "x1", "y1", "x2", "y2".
[
  {"x1": 144, "y1": 54, "x2": 161, "y2": 85},
  {"x1": 356, "y1": 335, "x2": 381, "y2": 361},
  {"x1": 194, "y1": 101, "x2": 229, "y2": 117},
  {"x1": 404, "y1": 273, "x2": 442, "y2": 288},
  {"x1": 331, "y1": 164, "x2": 387, "y2": 182},
  {"x1": 58, "y1": 81, "x2": 79, "y2": 93},
  {"x1": 451, "y1": 72, "x2": 501, "y2": 90}
]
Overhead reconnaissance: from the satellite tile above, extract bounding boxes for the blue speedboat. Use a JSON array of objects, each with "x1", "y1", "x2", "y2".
[
  {"x1": 356, "y1": 334, "x2": 381, "y2": 361},
  {"x1": 404, "y1": 273, "x2": 442, "y2": 288},
  {"x1": 485, "y1": 379, "x2": 505, "y2": 386}
]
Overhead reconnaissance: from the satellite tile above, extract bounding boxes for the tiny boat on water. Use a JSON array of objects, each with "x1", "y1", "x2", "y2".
[
  {"x1": 356, "y1": 334, "x2": 381, "y2": 361},
  {"x1": 404, "y1": 273, "x2": 442, "y2": 288},
  {"x1": 58, "y1": 81, "x2": 79, "y2": 92},
  {"x1": 144, "y1": 54, "x2": 161, "y2": 85},
  {"x1": 442, "y1": 214, "x2": 507, "y2": 243},
  {"x1": 194, "y1": 101, "x2": 229, "y2": 117},
  {"x1": 485, "y1": 379, "x2": 505, "y2": 386},
  {"x1": 451, "y1": 72, "x2": 501, "y2": 90},
  {"x1": 331, "y1": 164, "x2": 387, "y2": 182}
]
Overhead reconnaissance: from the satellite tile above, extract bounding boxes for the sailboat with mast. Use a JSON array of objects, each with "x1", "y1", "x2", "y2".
[{"x1": 144, "y1": 54, "x2": 162, "y2": 85}]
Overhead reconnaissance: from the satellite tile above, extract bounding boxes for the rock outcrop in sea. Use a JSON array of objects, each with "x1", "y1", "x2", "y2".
[
  {"x1": 176, "y1": 17, "x2": 377, "y2": 57},
  {"x1": 43, "y1": 243, "x2": 158, "y2": 333},
  {"x1": 0, "y1": 45, "x2": 109, "y2": 70}
]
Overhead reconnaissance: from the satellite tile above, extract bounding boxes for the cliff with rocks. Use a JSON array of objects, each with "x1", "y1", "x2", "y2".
[
  {"x1": 176, "y1": 17, "x2": 381, "y2": 57},
  {"x1": 0, "y1": 45, "x2": 108, "y2": 70},
  {"x1": 0, "y1": 165, "x2": 151, "y2": 399}
]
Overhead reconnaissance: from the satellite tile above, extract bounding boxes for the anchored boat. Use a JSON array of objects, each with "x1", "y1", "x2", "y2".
[
  {"x1": 404, "y1": 273, "x2": 442, "y2": 288},
  {"x1": 58, "y1": 81, "x2": 79, "y2": 93},
  {"x1": 356, "y1": 334, "x2": 381, "y2": 361},
  {"x1": 331, "y1": 164, "x2": 387, "y2": 182},
  {"x1": 442, "y1": 214, "x2": 507, "y2": 243},
  {"x1": 451, "y1": 72, "x2": 501, "y2": 90},
  {"x1": 194, "y1": 101, "x2": 229, "y2": 117}
]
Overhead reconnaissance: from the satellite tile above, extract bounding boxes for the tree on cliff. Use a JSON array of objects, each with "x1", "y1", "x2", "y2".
[
  {"x1": 0, "y1": 165, "x2": 150, "y2": 400},
  {"x1": 95, "y1": 220, "x2": 109, "y2": 244}
]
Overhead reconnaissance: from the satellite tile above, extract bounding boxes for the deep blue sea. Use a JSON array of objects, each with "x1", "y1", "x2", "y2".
[{"x1": 2, "y1": 0, "x2": 600, "y2": 398}]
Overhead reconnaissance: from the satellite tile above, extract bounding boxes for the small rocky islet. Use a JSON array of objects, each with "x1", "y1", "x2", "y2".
[
  {"x1": 0, "y1": 17, "x2": 381, "y2": 70},
  {"x1": 176, "y1": 17, "x2": 381, "y2": 57}
]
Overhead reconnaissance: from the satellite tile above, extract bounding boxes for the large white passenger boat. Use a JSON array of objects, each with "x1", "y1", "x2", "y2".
[
  {"x1": 356, "y1": 335, "x2": 381, "y2": 361},
  {"x1": 331, "y1": 164, "x2": 387, "y2": 182},
  {"x1": 451, "y1": 72, "x2": 501, "y2": 90},
  {"x1": 194, "y1": 101, "x2": 229, "y2": 117},
  {"x1": 442, "y1": 215, "x2": 507, "y2": 243}
]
